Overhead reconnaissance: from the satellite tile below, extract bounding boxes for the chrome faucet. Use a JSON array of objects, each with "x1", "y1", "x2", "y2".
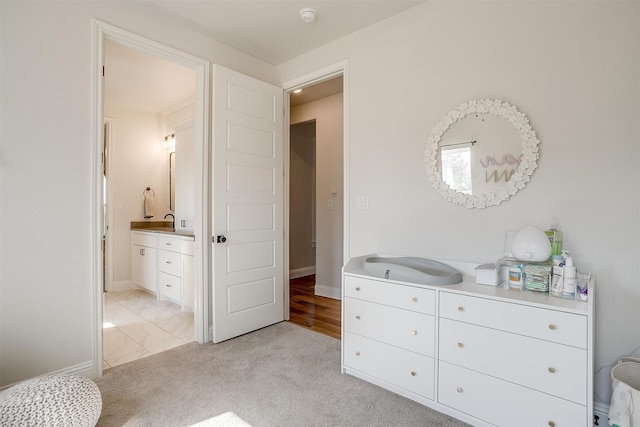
[{"x1": 164, "y1": 213, "x2": 175, "y2": 229}]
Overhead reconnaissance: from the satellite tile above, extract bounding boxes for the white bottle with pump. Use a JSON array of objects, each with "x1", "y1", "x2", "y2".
[{"x1": 562, "y1": 256, "x2": 577, "y2": 299}]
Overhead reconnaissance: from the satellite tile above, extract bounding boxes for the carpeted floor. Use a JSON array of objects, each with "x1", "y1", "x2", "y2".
[{"x1": 95, "y1": 322, "x2": 470, "y2": 427}]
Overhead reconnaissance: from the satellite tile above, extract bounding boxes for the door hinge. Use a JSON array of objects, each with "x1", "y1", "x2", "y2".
[{"x1": 102, "y1": 66, "x2": 105, "y2": 77}]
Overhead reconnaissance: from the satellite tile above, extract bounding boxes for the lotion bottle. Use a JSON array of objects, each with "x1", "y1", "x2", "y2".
[{"x1": 562, "y1": 256, "x2": 577, "y2": 299}]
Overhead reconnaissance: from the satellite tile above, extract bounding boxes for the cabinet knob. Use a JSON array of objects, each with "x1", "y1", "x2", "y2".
[
  {"x1": 548, "y1": 324, "x2": 557, "y2": 330},
  {"x1": 355, "y1": 287, "x2": 361, "y2": 291},
  {"x1": 355, "y1": 315, "x2": 361, "y2": 320},
  {"x1": 548, "y1": 367, "x2": 556, "y2": 374},
  {"x1": 411, "y1": 330, "x2": 417, "y2": 336},
  {"x1": 355, "y1": 351, "x2": 360, "y2": 356},
  {"x1": 410, "y1": 371, "x2": 417, "y2": 376},
  {"x1": 457, "y1": 342, "x2": 464, "y2": 348},
  {"x1": 457, "y1": 306, "x2": 464, "y2": 312},
  {"x1": 411, "y1": 297, "x2": 418, "y2": 303},
  {"x1": 456, "y1": 387, "x2": 463, "y2": 393},
  {"x1": 548, "y1": 422, "x2": 556, "y2": 427}
]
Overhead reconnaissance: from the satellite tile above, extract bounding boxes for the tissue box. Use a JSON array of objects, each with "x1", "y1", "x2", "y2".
[{"x1": 475, "y1": 263, "x2": 499, "y2": 286}]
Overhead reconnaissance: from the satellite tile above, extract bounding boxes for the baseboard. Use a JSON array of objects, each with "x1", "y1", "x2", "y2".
[
  {"x1": 289, "y1": 266, "x2": 315, "y2": 279},
  {"x1": 315, "y1": 284, "x2": 341, "y2": 300},
  {"x1": 0, "y1": 361, "x2": 95, "y2": 391},
  {"x1": 594, "y1": 400, "x2": 609, "y2": 425}
]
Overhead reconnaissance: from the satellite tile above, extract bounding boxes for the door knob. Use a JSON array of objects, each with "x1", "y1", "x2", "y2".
[{"x1": 216, "y1": 235, "x2": 227, "y2": 243}]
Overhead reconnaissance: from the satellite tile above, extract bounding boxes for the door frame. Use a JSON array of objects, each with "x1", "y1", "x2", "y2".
[
  {"x1": 90, "y1": 20, "x2": 211, "y2": 378},
  {"x1": 103, "y1": 117, "x2": 113, "y2": 293},
  {"x1": 282, "y1": 60, "x2": 350, "y2": 316}
]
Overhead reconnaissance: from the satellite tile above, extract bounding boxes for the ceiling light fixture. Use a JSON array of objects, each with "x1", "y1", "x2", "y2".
[
  {"x1": 299, "y1": 8, "x2": 317, "y2": 24},
  {"x1": 293, "y1": 88, "x2": 303, "y2": 94}
]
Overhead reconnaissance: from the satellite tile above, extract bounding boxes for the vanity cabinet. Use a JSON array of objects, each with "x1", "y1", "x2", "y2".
[
  {"x1": 342, "y1": 255, "x2": 594, "y2": 427},
  {"x1": 130, "y1": 230, "x2": 195, "y2": 310},
  {"x1": 131, "y1": 231, "x2": 157, "y2": 293}
]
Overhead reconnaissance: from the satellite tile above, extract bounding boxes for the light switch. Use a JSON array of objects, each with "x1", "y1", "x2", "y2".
[
  {"x1": 356, "y1": 196, "x2": 369, "y2": 210},
  {"x1": 117, "y1": 201, "x2": 124, "y2": 211}
]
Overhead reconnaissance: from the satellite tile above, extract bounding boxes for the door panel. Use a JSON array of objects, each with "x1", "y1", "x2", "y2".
[{"x1": 212, "y1": 65, "x2": 284, "y2": 342}]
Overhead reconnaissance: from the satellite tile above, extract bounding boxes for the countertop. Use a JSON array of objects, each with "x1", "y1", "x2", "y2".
[{"x1": 130, "y1": 221, "x2": 195, "y2": 238}]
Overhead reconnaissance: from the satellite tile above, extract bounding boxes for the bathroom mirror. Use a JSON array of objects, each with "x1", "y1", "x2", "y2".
[
  {"x1": 169, "y1": 152, "x2": 175, "y2": 212},
  {"x1": 425, "y1": 99, "x2": 539, "y2": 209}
]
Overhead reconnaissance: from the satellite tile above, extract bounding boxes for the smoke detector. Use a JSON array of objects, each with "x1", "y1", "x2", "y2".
[{"x1": 299, "y1": 8, "x2": 317, "y2": 23}]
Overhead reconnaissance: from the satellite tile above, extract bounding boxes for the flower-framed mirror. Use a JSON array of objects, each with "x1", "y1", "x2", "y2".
[{"x1": 424, "y1": 99, "x2": 540, "y2": 209}]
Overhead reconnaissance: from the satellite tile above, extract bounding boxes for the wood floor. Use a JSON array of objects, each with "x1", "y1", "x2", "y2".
[{"x1": 288, "y1": 275, "x2": 341, "y2": 339}]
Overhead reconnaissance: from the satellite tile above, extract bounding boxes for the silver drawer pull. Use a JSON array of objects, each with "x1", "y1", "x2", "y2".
[
  {"x1": 457, "y1": 306, "x2": 464, "y2": 312},
  {"x1": 411, "y1": 297, "x2": 418, "y2": 303},
  {"x1": 355, "y1": 351, "x2": 360, "y2": 356},
  {"x1": 166, "y1": 261, "x2": 172, "y2": 264},
  {"x1": 548, "y1": 422, "x2": 556, "y2": 427},
  {"x1": 457, "y1": 342, "x2": 464, "y2": 348},
  {"x1": 410, "y1": 371, "x2": 417, "y2": 376},
  {"x1": 548, "y1": 367, "x2": 556, "y2": 374},
  {"x1": 411, "y1": 330, "x2": 417, "y2": 336},
  {"x1": 166, "y1": 284, "x2": 172, "y2": 288},
  {"x1": 355, "y1": 287, "x2": 361, "y2": 291},
  {"x1": 165, "y1": 242, "x2": 172, "y2": 245},
  {"x1": 456, "y1": 387, "x2": 463, "y2": 393},
  {"x1": 355, "y1": 315, "x2": 361, "y2": 320},
  {"x1": 548, "y1": 324, "x2": 557, "y2": 330}
]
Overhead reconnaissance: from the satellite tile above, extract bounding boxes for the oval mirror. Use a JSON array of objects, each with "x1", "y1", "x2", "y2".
[{"x1": 425, "y1": 99, "x2": 540, "y2": 209}]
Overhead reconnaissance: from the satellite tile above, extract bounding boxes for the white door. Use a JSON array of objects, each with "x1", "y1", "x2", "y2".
[{"x1": 212, "y1": 65, "x2": 285, "y2": 343}]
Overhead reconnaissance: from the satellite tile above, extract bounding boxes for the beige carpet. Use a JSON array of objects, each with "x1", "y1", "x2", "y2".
[{"x1": 95, "y1": 322, "x2": 469, "y2": 427}]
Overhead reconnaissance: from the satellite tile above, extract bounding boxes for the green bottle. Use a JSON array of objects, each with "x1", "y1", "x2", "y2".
[{"x1": 545, "y1": 218, "x2": 563, "y2": 257}]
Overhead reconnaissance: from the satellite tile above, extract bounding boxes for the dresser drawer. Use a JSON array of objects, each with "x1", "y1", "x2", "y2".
[
  {"x1": 439, "y1": 292, "x2": 587, "y2": 348},
  {"x1": 157, "y1": 250, "x2": 182, "y2": 276},
  {"x1": 344, "y1": 275, "x2": 435, "y2": 314},
  {"x1": 344, "y1": 297, "x2": 434, "y2": 356},
  {"x1": 158, "y1": 234, "x2": 182, "y2": 253},
  {"x1": 344, "y1": 332, "x2": 434, "y2": 399},
  {"x1": 131, "y1": 231, "x2": 157, "y2": 248},
  {"x1": 439, "y1": 318, "x2": 586, "y2": 404},
  {"x1": 158, "y1": 271, "x2": 181, "y2": 301},
  {"x1": 439, "y1": 362, "x2": 586, "y2": 427}
]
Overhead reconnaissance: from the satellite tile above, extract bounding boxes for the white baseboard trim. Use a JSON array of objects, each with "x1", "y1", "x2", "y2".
[
  {"x1": 315, "y1": 284, "x2": 341, "y2": 300},
  {"x1": 289, "y1": 266, "x2": 315, "y2": 279},
  {"x1": 0, "y1": 361, "x2": 95, "y2": 391},
  {"x1": 594, "y1": 400, "x2": 609, "y2": 425}
]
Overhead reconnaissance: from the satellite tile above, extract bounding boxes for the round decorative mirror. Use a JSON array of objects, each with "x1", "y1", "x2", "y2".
[{"x1": 425, "y1": 99, "x2": 540, "y2": 209}]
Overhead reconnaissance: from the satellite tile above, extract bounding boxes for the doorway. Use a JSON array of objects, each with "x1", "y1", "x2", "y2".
[
  {"x1": 286, "y1": 74, "x2": 345, "y2": 337},
  {"x1": 93, "y1": 21, "x2": 210, "y2": 376}
]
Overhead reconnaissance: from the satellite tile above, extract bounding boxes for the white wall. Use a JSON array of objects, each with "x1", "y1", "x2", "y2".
[
  {"x1": 105, "y1": 106, "x2": 169, "y2": 286},
  {"x1": 291, "y1": 94, "x2": 344, "y2": 296},
  {"x1": 278, "y1": 1, "x2": 640, "y2": 406},
  {"x1": 0, "y1": 1, "x2": 277, "y2": 387}
]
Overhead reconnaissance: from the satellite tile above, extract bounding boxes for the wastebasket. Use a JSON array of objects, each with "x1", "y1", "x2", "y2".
[{"x1": 609, "y1": 357, "x2": 640, "y2": 427}]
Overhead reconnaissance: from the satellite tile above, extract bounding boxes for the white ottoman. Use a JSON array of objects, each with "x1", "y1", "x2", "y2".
[{"x1": 0, "y1": 374, "x2": 102, "y2": 426}]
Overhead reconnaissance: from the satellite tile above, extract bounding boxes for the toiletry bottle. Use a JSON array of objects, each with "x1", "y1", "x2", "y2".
[
  {"x1": 545, "y1": 218, "x2": 563, "y2": 258},
  {"x1": 550, "y1": 255, "x2": 564, "y2": 297},
  {"x1": 562, "y1": 256, "x2": 577, "y2": 299}
]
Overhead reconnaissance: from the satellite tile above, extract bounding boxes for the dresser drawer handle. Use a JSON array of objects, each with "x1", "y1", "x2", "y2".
[
  {"x1": 457, "y1": 306, "x2": 464, "y2": 312},
  {"x1": 456, "y1": 387, "x2": 463, "y2": 393},
  {"x1": 548, "y1": 324, "x2": 557, "y2": 330},
  {"x1": 355, "y1": 315, "x2": 361, "y2": 320},
  {"x1": 548, "y1": 367, "x2": 556, "y2": 374},
  {"x1": 548, "y1": 422, "x2": 556, "y2": 427},
  {"x1": 165, "y1": 242, "x2": 172, "y2": 246},
  {"x1": 166, "y1": 260, "x2": 172, "y2": 264},
  {"x1": 355, "y1": 287, "x2": 361, "y2": 291},
  {"x1": 410, "y1": 371, "x2": 417, "y2": 376},
  {"x1": 457, "y1": 342, "x2": 464, "y2": 348},
  {"x1": 411, "y1": 297, "x2": 418, "y2": 303},
  {"x1": 166, "y1": 284, "x2": 172, "y2": 288},
  {"x1": 411, "y1": 330, "x2": 417, "y2": 336},
  {"x1": 355, "y1": 351, "x2": 360, "y2": 356}
]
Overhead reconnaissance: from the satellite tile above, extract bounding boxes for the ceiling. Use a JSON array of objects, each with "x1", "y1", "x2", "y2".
[
  {"x1": 105, "y1": 1, "x2": 425, "y2": 115},
  {"x1": 147, "y1": 0, "x2": 426, "y2": 65}
]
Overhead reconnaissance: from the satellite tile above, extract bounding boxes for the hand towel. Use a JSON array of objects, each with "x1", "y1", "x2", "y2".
[{"x1": 144, "y1": 195, "x2": 154, "y2": 218}]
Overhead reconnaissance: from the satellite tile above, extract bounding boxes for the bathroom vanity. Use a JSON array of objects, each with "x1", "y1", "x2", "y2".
[
  {"x1": 342, "y1": 254, "x2": 594, "y2": 427},
  {"x1": 131, "y1": 229, "x2": 195, "y2": 311}
]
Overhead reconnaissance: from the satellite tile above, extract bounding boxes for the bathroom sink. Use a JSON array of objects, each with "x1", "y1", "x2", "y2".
[{"x1": 363, "y1": 256, "x2": 463, "y2": 286}]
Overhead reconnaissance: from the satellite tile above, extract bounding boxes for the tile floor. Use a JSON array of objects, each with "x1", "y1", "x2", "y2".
[{"x1": 103, "y1": 289, "x2": 195, "y2": 370}]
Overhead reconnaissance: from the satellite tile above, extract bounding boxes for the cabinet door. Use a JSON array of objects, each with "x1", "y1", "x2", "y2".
[{"x1": 132, "y1": 245, "x2": 156, "y2": 293}]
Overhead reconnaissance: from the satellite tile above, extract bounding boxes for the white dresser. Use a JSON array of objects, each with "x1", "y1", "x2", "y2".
[{"x1": 342, "y1": 255, "x2": 594, "y2": 427}]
